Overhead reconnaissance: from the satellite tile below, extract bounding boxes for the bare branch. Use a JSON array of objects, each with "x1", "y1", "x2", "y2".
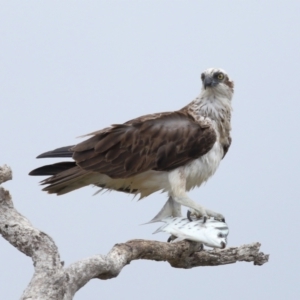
[
  {"x1": 0, "y1": 164, "x2": 12, "y2": 184},
  {"x1": 64, "y1": 239, "x2": 268, "y2": 293},
  {"x1": 0, "y1": 165, "x2": 269, "y2": 299},
  {"x1": 0, "y1": 166, "x2": 64, "y2": 299}
]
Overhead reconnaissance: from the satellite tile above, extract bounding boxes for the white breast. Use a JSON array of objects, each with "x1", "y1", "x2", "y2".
[{"x1": 184, "y1": 141, "x2": 224, "y2": 191}]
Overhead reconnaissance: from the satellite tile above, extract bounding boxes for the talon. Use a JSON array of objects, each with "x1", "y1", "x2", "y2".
[
  {"x1": 203, "y1": 216, "x2": 207, "y2": 223},
  {"x1": 197, "y1": 244, "x2": 204, "y2": 252},
  {"x1": 167, "y1": 235, "x2": 176, "y2": 243},
  {"x1": 187, "y1": 210, "x2": 193, "y2": 221}
]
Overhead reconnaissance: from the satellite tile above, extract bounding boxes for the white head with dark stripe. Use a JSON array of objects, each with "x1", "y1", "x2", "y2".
[{"x1": 201, "y1": 68, "x2": 234, "y2": 99}]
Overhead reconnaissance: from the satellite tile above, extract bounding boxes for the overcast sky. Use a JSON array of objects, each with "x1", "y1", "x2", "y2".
[{"x1": 1, "y1": 1, "x2": 300, "y2": 299}]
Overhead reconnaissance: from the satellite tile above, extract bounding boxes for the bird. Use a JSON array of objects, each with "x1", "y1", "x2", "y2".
[{"x1": 29, "y1": 68, "x2": 234, "y2": 222}]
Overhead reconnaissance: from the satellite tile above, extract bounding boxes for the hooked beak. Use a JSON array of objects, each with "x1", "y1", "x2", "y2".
[{"x1": 204, "y1": 76, "x2": 213, "y2": 89}]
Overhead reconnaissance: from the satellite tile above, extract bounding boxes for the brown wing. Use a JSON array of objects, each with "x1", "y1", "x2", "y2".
[{"x1": 71, "y1": 111, "x2": 216, "y2": 178}]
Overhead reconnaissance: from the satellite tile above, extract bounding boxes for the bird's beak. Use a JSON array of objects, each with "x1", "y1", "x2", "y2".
[{"x1": 204, "y1": 77, "x2": 213, "y2": 89}]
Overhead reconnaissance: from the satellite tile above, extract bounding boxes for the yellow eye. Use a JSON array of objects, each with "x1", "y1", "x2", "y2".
[{"x1": 217, "y1": 73, "x2": 224, "y2": 80}]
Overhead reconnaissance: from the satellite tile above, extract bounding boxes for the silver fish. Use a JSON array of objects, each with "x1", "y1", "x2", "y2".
[{"x1": 153, "y1": 217, "x2": 229, "y2": 249}]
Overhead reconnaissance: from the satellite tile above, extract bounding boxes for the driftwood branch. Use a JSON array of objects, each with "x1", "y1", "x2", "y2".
[{"x1": 0, "y1": 165, "x2": 269, "y2": 299}]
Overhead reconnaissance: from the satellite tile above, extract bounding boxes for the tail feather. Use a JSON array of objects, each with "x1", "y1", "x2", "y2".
[
  {"x1": 41, "y1": 166, "x2": 90, "y2": 186},
  {"x1": 40, "y1": 166, "x2": 99, "y2": 195},
  {"x1": 36, "y1": 145, "x2": 74, "y2": 158},
  {"x1": 29, "y1": 162, "x2": 76, "y2": 176}
]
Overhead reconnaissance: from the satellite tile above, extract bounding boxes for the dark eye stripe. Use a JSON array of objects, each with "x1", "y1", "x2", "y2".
[{"x1": 214, "y1": 72, "x2": 221, "y2": 77}]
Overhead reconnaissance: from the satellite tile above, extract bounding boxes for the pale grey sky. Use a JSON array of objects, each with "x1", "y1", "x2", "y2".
[{"x1": 1, "y1": 1, "x2": 299, "y2": 299}]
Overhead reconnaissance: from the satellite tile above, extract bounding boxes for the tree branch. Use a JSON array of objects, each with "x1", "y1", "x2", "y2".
[{"x1": 0, "y1": 165, "x2": 269, "y2": 299}]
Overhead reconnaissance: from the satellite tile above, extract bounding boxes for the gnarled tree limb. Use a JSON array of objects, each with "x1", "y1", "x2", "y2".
[{"x1": 0, "y1": 165, "x2": 269, "y2": 300}]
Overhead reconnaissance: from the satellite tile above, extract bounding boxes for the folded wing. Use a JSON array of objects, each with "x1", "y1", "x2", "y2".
[
  {"x1": 29, "y1": 111, "x2": 217, "y2": 194},
  {"x1": 72, "y1": 111, "x2": 216, "y2": 178}
]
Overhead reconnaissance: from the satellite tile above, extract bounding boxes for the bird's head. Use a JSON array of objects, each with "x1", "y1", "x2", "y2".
[{"x1": 201, "y1": 68, "x2": 234, "y2": 96}]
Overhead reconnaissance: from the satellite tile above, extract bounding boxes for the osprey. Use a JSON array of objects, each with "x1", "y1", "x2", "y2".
[{"x1": 30, "y1": 68, "x2": 234, "y2": 222}]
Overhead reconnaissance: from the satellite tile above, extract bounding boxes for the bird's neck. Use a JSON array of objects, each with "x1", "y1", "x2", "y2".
[{"x1": 183, "y1": 89, "x2": 233, "y2": 144}]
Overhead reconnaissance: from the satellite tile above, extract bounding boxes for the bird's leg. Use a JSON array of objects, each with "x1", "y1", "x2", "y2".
[
  {"x1": 174, "y1": 195, "x2": 225, "y2": 221},
  {"x1": 172, "y1": 194, "x2": 211, "y2": 219},
  {"x1": 169, "y1": 168, "x2": 225, "y2": 222}
]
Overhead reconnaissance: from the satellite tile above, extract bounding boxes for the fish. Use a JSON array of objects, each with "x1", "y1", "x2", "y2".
[{"x1": 153, "y1": 217, "x2": 229, "y2": 249}]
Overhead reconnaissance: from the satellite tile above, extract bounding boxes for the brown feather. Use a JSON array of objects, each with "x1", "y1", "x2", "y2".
[
  {"x1": 94, "y1": 132, "x2": 123, "y2": 152},
  {"x1": 71, "y1": 111, "x2": 216, "y2": 178}
]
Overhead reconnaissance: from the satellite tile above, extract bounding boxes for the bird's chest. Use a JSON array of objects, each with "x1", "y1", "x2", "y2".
[{"x1": 184, "y1": 141, "x2": 224, "y2": 191}]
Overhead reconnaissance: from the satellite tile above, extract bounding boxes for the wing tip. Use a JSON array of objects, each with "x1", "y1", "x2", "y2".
[
  {"x1": 36, "y1": 152, "x2": 50, "y2": 159},
  {"x1": 35, "y1": 145, "x2": 74, "y2": 159}
]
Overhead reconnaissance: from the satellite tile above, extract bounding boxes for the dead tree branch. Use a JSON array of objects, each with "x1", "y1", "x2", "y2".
[{"x1": 0, "y1": 165, "x2": 269, "y2": 299}]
